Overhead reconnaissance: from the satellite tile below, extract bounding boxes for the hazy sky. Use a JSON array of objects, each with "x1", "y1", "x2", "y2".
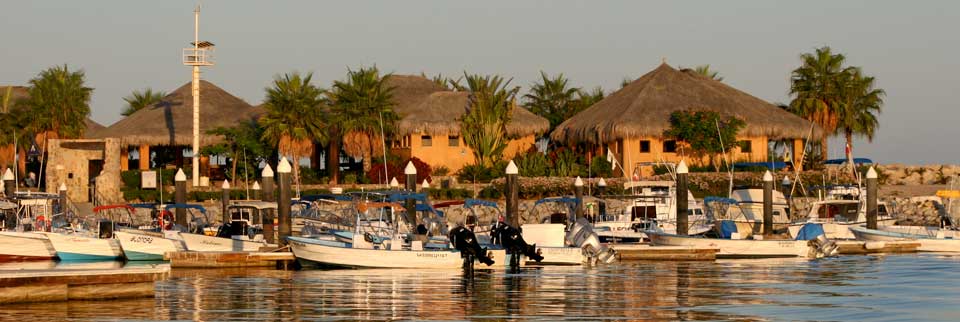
[{"x1": 2, "y1": 1, "x2": 957, "y2": 164}]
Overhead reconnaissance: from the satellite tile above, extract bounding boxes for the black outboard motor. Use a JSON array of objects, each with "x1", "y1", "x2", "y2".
[
  {"x1": 448, "y1": 226, "x2": 495, "y2": 266},
  {"x1": 216, "y1": 222, "x2": 233, "y2": 238},
  {"x1": 491, "y1": 224, "x2": 544, "y2": 263}
]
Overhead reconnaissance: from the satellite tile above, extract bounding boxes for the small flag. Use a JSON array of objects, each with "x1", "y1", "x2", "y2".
[{"x1": 606, "y1": 148, "x2": 617, "y2": 170}]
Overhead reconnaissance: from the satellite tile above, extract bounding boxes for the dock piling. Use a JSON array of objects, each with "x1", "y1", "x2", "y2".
[
  {"x1": 261, "y1": 165, "x2": 275, "y2": 244},
  {"x1": 763, "y1": 171, "x2": 774, "y2": 236},
  {"x1": 866, "y1": 167, "x2": 878, "y2": 229},
  {"x1": 221, "y1": 179, "x2": 230, "y2": 224},
  {"x1": 676, "y1": 160, "x2": 689, "y2": 236},
  {"x1": 3, "y1": 168, "x2": 14, "y2": 196},
  {"x1": 174, "y1": 168, "x2": 187, "y2": 227},
  {"x1": 276, "y1": 158, "x2": 292, "y2": 245},
  {"x1": 574, "y1": 176, "x2": 584, "y2": 222},
  {"x1": 505, "y1": 160, "x2": 519, "y2": 228},
  {"x1": 252, "y1": 181, "x2": 261, "y2": 200}
]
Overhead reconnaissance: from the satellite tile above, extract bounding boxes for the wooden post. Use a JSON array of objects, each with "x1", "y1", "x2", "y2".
[
  {"x1": 404, "y1": 161, "x2": 417, "y2": 225},
  {"x1": 676, "y1": 160, "x2": 689, "y2": 236},
  {"x1": 174, "y1": 169, "x2": 187, "y2": 227},
  {"x1": 3, "y1": 168, "x2": 14, "y2": 197},
  {"x1": 221, "y1": 180, "x2": 230, "y2": 224},
  {"x1": 138, "y1": 145, "x2": 150, "y2": 170},
  {"x1": 866, "y1": 167, "x2": 878, "y2": 230},
  {"x1": 252, "y1": 181, "x2": 261, "y2": 201},
  {"x1": 505, "y1": 160, "x2": 519, "y2": 228},
  {"x1": 276, "y1": 158, "x2": 292, "y2": 245},
  {"x1": 58, "y1": 183, "x2": 67, "y2": 221},
  {"x1": 763, "y1": 170, "x2": 774, "y2": 236},
  {"x1": 120, "y1": 148, "x2": 129, "y2": 171},
  {"x1": 261, "y1": 165, "x2": 275, "y2": 244},
  {"x1": 597, "y1": 177, "x2": 607, "y2": 197},
  {"x1": 574, "y1": 176, "x2": 584, "y2": 223},
  {"x1": 597, "y1": 177, "x2": 607, "y2": 222},
  {"x1": 781, "y1": 175, "x2": 792, "y2": 196}
]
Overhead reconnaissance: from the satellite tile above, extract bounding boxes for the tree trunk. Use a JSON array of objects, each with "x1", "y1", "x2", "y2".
[
  {"x1": 327, "y1": 138, "x2": 340, "y2": 184},
  {"x1": 846, "y1": 131, "x2": 855, "y2": 177},
  {"x1": 362, "y1": 151, "x2": 373, "y2": 176},
  {"x1": 231, "y1": 155, "x2": 238, "y2": 182},
  {"x1": 819, "y1": 138, "x2": 829, "y2": 164}
]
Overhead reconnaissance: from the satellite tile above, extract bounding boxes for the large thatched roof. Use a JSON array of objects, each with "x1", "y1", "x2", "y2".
[
  {"x1": 94, "y1": 80, "x2": 259, "y2": 146},
  {"x1": 551, "y1": 63, "x2": 823, "y2": 144},
  {"x1": 2, "y1": 85, "x2": 107, "y2": 139},
  {"x1": 384, "y1": 75, "x2": 549, "y2": 137}
]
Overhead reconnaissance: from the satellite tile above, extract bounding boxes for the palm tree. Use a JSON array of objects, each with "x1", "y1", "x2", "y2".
[
  {"x1": 836, "y1": 68, "x2": 884, "y2": 170},
  {"x1": 693, "y1": 65, "x2": 723, "y2": 81},
  {"x1": 260, "y1": 72, "x2": 327, "y2": 184},
  {"x1": 461, "y1": 73, "x2": 520, "y2": 168},
  {"x1": 788, "y1": 46, "x2": 852, "y2": 161},
  {"x1": 122, "y1": 88, "x2": 167, "y2": 116},
  {"x1": 524, "y1": 72, "x2": 580, "y2": 132},
  {"x1": 24, "y1": 65, "x2": 92, "y2": 140},
  {"x1": 327, "y1": 66, "x2": 397, "y2": 180}
]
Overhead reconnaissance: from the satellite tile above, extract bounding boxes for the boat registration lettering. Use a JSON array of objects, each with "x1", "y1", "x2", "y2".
[
  {"x1": 416, "y1": 253, "x2": 448, "y2": 258},
  {"x1": 129, "y1": 236, "x2": 154, "y2": 244}
]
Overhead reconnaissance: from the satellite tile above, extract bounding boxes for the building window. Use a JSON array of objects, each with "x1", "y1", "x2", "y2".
[
  {"x1": 448, "y1": 135, "x2": 459, "y2": 147},
  {"x1": 639, "y1": 140, "x2": 651, "y2": 153},
  {"x1": 663, "y1": 140, "x2": 677, "y2": 153},
  {"x1": 739, "y1": 140, "x2": 752, "y2": 153},
  {"x1": 421, "y1": 135, "x2": 432, "y2": 147}
]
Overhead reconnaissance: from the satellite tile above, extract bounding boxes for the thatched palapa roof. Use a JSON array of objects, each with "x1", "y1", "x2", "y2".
[
  {"x1": 551, "y1": 63, "x2": 823, "y2": 144},
  {"x1": 93, "y1": 80, "x2": 259, "y2": 146},
  {"x1": 384, "y1": 75, "x2": 549, "y2": 137},
  {"x1": 2, "y1": 85, "x2": 107, "y2": 139}
]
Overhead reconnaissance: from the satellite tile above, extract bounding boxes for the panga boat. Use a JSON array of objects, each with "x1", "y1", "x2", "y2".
[
  {"x1": 289, "y1": 201, "x2": 506, "y2": 269},
  {"x1": 115, "y1": 230, "x2": 184, "y2": 260},
  {"x1": 0, "y1": 232, "x2": 56, "y2": 262},
  {"x1": 849, "y1": 225, "x2": 960, "y2": 252},
  {"x1": 646, "y1": 221, "x2": 838, "y2": 259},
  {"x1": 163, "y1": 203, "x2": 268, "y2": 252},
  {"x1": 45, "y1": 231, "x2": 123, "y2": 261}
]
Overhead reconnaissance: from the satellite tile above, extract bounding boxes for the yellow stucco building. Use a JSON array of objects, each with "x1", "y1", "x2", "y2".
[
  {"x1": 385, "y1": 76, "x2": 548, "y2": 173},
  {"x1": 552, "y1": 63, "x2": 822, "y2": 177}
]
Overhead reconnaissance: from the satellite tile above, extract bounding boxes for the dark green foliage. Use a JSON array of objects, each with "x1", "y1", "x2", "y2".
[
  {"x1": 457, "y1": 160, "x2": 508, "y2": 183},
  {"x1": 663, "y1": 110, "x2": 745, "y2": 168},
  {"x1": 549, "y1": 149, "x2": 583, "y2": 177},
  {"x1": 23, "y1": 65, "x2": 92, "y2": 139},
  {"x1": 524, "y1": 72, "x2": 605, "y2": 134},
  {"x1": 514, "y1": 151, "x2": 550, "y2": 177},
  {"x1": 424, "y1": 188, "x2": 474, "y2": 200},
  {"x1": 460, "y1": 73, "x2": 519, "y2": 168},
  {"x1": 122, "y1": 88, "x2": 166, "y2": 116},
  {"x1": 589, "y1": 155, "x2": 613, "y2": 178},
  {"x1": 201, "y1": 120, "x2": 270, "y2": 180}
]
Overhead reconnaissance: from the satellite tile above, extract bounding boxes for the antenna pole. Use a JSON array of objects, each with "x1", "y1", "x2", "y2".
[{"x1": 191, "y1": 5, "x2": 201, "y2": 187}]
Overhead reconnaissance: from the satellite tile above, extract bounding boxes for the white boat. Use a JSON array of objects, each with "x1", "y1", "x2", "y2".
[
  {"x1": 849, "y1": 225, "x2": 960, "y2": 252},
  {"x1": 175, "y1": 231, "x2": 266, "y2": 252},
  {"x1": 646, "y1": 223, "x2": 837, "y2": 259},
  {"x1": 0, "y1": 231, "x2": 57, "y2": 262},
  {"x1": 288, "y1": 236, "x2": 514, "y2": 269},
  {"x1": 115, "y1": 230, "x2": 185, "y2": 261},
  {"x1": 44, "y1": 232, "x2": 123, "y2": 261},
  {"x1": 520, "y1": 223, "x2": 584, "y2": 265},
  {"x1": 594, "y1": 181, "x2": 711, "y2": 242},
  {"x1": 787, "y1": 199, "x2": 896, "y2": 239},
  {"x1": 705, "y1": 188, "x2": 792, "y2": 237}
]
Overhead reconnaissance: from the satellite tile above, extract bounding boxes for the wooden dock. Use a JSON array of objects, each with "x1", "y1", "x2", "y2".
[
  {"x1": 836, "y1": 240, "x2": 921, "y2": 254},
  {"x1": 0, "y1": 266, "x2": 169, "y2": 304},
  {"x1": 611, "y1": 244, "x2": 718, "y2": 261},
  {"x1": 165, "y1": 251, "x2": 296, "y2": 269}
]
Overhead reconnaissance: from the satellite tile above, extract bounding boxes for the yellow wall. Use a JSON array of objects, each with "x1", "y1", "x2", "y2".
[
  {"x1": 393, "y1": 134, "x2": 538, "y2": 173},
  {"x1": 611, "y1": 136, "x2": 769, "y2": 177}
]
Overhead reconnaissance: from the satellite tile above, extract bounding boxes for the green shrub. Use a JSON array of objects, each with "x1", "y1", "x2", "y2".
[
  {"x1": 589, "y1": 155, "x2": 613, "y2": 178},
  {"x1": 343, "y1": 174, "x2": 358, "y2": 184},
  {"x1": 515, "y1": 151, "x2": 550, "y2": 177},
  {"x1": 550, "y1": 149, "x2": 583, "y2": 177},
  {"x1": 433, "y1": 166, "x2": 450, "y2": 177}
]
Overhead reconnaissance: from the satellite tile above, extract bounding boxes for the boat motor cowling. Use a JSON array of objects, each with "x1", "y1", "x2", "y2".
[
  {"x1": 448, "y1": 226, "x2": 495, "y2": 266},
  {"x1": 491, "y1": 224, "x2": 545, "y2": 263}
]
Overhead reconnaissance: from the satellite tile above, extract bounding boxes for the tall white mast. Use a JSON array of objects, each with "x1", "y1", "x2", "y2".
[{"x1": 191, "y1": 5, "x2": 200, "y2": 187}]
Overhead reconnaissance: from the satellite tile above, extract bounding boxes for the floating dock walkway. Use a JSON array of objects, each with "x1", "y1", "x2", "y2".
[
  {"x1": 611, "y1": 244, "x2": 719, "y2": 261},
  {"x1": 165, "y1": 251, "x2": 296, "y2": 269},
  {"x1": 0, "y1": 265, "x2": 169, "y2": 304},
  {"x1": 835, "y1": 240, "x2": 921, "y2": 254}
]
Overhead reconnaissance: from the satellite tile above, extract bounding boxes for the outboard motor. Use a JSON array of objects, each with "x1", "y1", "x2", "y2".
[
  {"x1": 566, "y1": 217, "x2": 617, "y2": 265},
  {"x1": 795, "y1": 223, "x2": 839, "y2": 258},
  {"x1": 448, "y1": 226, "x2": 495, "y2": 266},
  {"x1": 216, "y1": 222, "x2": 233, "y2": 238},
  {"x1": 491, "y1": 224, "x2": 545, "y2": 263}
]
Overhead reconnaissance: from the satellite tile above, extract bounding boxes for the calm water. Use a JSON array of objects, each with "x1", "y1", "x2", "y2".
[{"x1": 2, "y1": 254, "x2": 960, "y2": 321}]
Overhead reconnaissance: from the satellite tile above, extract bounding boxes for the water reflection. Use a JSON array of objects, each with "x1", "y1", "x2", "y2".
[{"x1": 1, "y1": 254, "x2": 960, "y2": 321}]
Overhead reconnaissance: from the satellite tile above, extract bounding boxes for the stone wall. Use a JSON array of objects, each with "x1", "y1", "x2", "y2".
[{"x1": 45, "y1": 138, "x2": 123, "y2": 204}]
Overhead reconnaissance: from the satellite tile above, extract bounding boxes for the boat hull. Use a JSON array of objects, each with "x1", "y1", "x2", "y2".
[
  {"x1": 178, "y1": 232, "x2": 266, "y2": 252},
  {"x1": 646, "y1": 231, "x2": 813, "y2": 258},
  {"x1": 789, "y1": 218, "x2": 897, "y2": 240},
  {"x1": 44, "y1": 233, "x2": 123, "y2": 261},
  {"x1": 850, "y1": 225, "x2": 960, "y2": 252},
  {"x1": 288, "y1": 236, "x2": 515, "y2": 269},
  {"x1": 0, "y1": 232, "x2": 57, "y2": 262},
  {"x1": 115, "y1": 231, "x2": 184, "y2": 261},
  {"x1": 532, "y1": 246, "x2": 584, "y2": 265}
]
